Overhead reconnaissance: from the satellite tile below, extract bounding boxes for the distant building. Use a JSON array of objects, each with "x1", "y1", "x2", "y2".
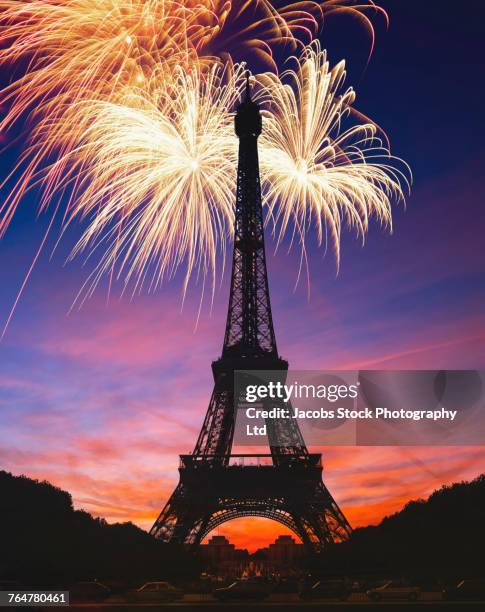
[
  {"x1": 199, "y1": 535, "x2": 248, "y2": 575},
  {"x1": 254, "y1": 535, "x2": 304, "y2": 575},
  {"x1": 200, "y1": 533, "x2": 304, "y2": 577}
]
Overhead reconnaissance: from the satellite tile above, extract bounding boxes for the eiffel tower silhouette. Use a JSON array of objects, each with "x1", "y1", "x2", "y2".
[{"x1": 150, "y1": 76, "x2": 352, "y2": 551}]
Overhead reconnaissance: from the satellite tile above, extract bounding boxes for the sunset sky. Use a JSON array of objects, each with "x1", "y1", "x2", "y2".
[{"x1": 0, "y1": 1, "x2": 484, "y2": 552}]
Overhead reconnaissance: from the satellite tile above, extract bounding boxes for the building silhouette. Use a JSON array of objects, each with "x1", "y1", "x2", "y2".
[
  {"x1": 199, "y1": 535, "x2": 248, "y2": 575},
  {"x1": 268, "y1": 535, "x2": 304, "y2": 570}
]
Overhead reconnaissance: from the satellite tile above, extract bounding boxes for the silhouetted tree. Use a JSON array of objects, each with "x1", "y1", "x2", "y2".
[
  {"x1": 2, "y1": 470, "x2": 484, "y2": 586},
  {"x1": 0, "y1": 471, "x2": 200, "y2": 586},
  {"x1": 306, "y1": 474, "x2": 485, "y2": 582}
]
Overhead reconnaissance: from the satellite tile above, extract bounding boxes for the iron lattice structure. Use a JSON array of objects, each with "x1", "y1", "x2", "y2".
[{"x1": 150, "y1": 80, "x2": 352, "y2": 551}]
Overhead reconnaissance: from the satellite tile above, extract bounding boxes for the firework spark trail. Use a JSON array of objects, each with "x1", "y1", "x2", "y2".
[
  {"x1": 0, "y1": 0, "x2": 331, "y2": 133},
  {"x1": 39, "y1": 45, "x2": 409, "y2": 306},
  {"x1": 49, "y1": 63, "x2": 245, "y2": 304},
  {"x1": 0, "y1": 1, "x2": 401, "y2": 333},
  {"x1": 0, "y1": 0, "x2": 389, "y2": 241},
  {"x1": 0, "y1": 1, "x2": 200, "y2": 128},
  {"x1": 0, "y1": 0, "x2": 194, "y2": 239},
  {"x1": 0, "y1": 0, "x2": 337, "y2": 239},
  {"x1": 258, "y1": 43, "x2": 411, "y2": 271},
  {"x1": 0, "y1": 1, "x2": 385, "y2": 205}
]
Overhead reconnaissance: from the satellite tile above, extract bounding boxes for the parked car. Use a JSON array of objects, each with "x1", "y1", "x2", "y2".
[
  {"x1": 300, "y1": 579, "x2": 352, "y2": 600},
  {"x1": 213, "y1": 580, "x2": 271, "y2": 601},
  {"x1": 127, "y1": 581, "x2": 183, "y2": 602},
  {"x1": 443, "y1": 579, "x2": 485, "y2": 600},
  {"x1": 69, "y1": 581, "x2": 111, "y2": 602},
  {"x1": 367, "y1": 581, "x2": 421, "y2": 601}
]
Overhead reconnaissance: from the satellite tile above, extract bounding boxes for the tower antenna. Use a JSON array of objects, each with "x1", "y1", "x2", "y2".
[{"x1": 245, "y1": 70, "x2": 251, "y2": 101}]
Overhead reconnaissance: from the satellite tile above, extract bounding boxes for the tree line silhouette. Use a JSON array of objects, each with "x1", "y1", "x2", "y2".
[
  {"x1": 1, "y1": 470, "x2": 483, "y2": 585},
  {"x1": 306, "y1": 473, "x2": 485, "y2": 581},
  {"x1": 0, "y1": 471, "x2": 200, "y2": 585}
]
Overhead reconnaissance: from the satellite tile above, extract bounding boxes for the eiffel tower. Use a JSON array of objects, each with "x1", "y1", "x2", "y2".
[{"x1": 150, "y1": 77, "x2": 352, "y2": 552}]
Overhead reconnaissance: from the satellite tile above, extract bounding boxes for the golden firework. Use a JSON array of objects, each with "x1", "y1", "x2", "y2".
[
  {"x1": 0, "y1": 1, "x2": 407, "y2": 329},
  {"x1": 258, "y1": 43, "x2": 410, "y2": 268},
  {"x1": 53, "y1": 62, "x2": 246, "y2": 303},
  {"x1": 0, "y1": 0, "x2": 330, "y2": 129},
  {"x1": 0, "y1": 0, "x2": 335, "y2": 238}
]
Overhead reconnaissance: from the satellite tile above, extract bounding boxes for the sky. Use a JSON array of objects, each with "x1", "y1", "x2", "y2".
[{"x1": 0, "y1": 1, "x2": 484, "y2": 552}]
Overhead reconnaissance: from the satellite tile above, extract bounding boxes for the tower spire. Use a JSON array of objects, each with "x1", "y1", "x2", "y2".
[{"x1": 245, "y1": 70, "x2": 251, "y2": 101}]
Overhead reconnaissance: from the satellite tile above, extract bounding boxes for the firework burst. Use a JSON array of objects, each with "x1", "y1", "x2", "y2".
[
  {"x1": 0, "y1": 0, "x2": 330, "y2": 131},
  {"x1": 0, "y1": 1, "x2": 389, "y2": 240},
  {"x1": 258, "y1": 43, "x2": 410, "y2": 269},
  {"x1": 0, "y1": 0, "x2": 342, "y2": 239},
  {"x1": 51, "y1": 46, "x2": 409, "y2": 303},
  {"x1": 0, "y1": 1, "x2": 407, "y2": 332},
  {"x1": 53, "y1": 63, "x2": 245, "y2": 303}
]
